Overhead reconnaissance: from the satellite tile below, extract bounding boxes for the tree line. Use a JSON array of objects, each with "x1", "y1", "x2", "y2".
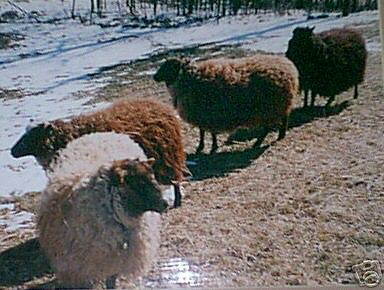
[{"x1": 72, "y1": 0, "x2": 377, "y2": 19}]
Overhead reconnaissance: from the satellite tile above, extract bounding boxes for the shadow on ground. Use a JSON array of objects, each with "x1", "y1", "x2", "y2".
[
  {"x1": 227, "y1": 101, "x2": 350, "y2": 143},
  {"x1": 187, "y1": 102, "x2": 350, "y2": 180},
  {"x1": 187, "y1": 145, "x2": 268, "y2": 180},
  {"x1": 0, "y1": 238, "x2": 53, "y2": 288}
]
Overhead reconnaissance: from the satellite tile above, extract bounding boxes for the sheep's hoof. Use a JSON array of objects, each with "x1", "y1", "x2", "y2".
[
  {"x1": 195, "y1": 146, "x2": 204, "y2": 155},
  {"x1": 209, "y1": 147, "x2": 218, "y2": 154},
  {"x1": 106, "y1": 275, "x2": 117, "y2": 289}
]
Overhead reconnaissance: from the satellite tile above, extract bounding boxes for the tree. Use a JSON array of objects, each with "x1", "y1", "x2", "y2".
[{"x1": 342, "y1": 0, "x2": 351, "y2": 16}]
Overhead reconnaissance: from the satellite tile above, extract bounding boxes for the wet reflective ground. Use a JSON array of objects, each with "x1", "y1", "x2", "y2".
[{"x1": 143, "y1": 257, "x2": 218, "y2": 288}]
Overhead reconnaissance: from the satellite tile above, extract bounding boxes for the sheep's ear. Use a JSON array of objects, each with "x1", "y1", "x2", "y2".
[
  {"x1": 181, "y1": 57, "x2": 191, "y2": 66},
  {"x1": 42, "y1": 122, "x2": 54, "y2": 130},
  {"x1": 110, "y1": 159, "x2": 129, "y2": 185}
]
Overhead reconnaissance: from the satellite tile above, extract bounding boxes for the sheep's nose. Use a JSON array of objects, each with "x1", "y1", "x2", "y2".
[{"x1": 11, "y1": 143, "x2": 22, "y2": 158}]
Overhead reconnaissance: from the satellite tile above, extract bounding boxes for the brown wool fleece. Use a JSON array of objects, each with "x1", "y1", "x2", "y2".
[
  {"x1": 28, "y1": 99, "x2": 186, "y2": 185},
  {"x1": 165, "y1": 54, "x2": 299, "y2": 134}
]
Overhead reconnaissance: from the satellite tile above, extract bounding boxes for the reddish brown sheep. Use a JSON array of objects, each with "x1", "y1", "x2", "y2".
[
  {"x1": 11, "y1": 98, "x2": 186, "y2": 207},
  {"x1": 154, "y1": 55, "x2": 299, "y2": 153}
]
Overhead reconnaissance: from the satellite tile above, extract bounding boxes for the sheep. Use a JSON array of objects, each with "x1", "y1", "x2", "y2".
[
  {"x1": 286, "y1": 26, "x2": 367, "y2": 107},
  {"x1": 38, "y1": 132, "x2": 169, "y2": 288},
  {"x1": 11, "y1": 98, "x2": 186, "y2": 207},
  {"x1": 153, "y1": 55, "x2": 299, "y2": 154}
]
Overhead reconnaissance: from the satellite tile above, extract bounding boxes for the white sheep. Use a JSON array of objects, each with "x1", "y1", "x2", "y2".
[{"x1": 38, "y1": 132, "x2": 169, "y2": 288}]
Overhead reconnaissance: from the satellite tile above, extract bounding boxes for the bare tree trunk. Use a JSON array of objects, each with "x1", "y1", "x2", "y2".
[
  {"x1": 71, "y1": 0, "x2": 76, "y2": 18},
  {"x1": 342, "y1": 0, "x2": 350, "y2": 16},
  {"x1": 351, "y1": 0, "x2": 358, "y2": 12},
  {"x1": 153, "y1": 0, "x2": 158, "y2": 15},
  {"x1": 97, "y1": 0, "x2": 102, "y2": 16}
]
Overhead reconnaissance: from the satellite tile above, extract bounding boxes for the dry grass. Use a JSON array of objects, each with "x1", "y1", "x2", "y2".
[{"x1": 0, "y1": 23, "x2": 383, "y2": 289}]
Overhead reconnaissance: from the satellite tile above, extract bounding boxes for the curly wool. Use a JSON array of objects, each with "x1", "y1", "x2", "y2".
[
  {"x1": 38, "y1": 133, "x2": 164, "y2": 288},
  {"x1": 286, "y1": 27, "x2": 367, "y2": 99},
  {"x1": 159, "y1": 55, "x2": 299, "y2": 134},
  {"x1": 11, "y1": 98, "x2": 186, "y2": 185}
]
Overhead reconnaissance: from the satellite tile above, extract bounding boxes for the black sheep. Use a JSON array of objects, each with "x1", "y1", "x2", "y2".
[{"x1": 286, "y1": 27, "x2": 367, "y2": 107}]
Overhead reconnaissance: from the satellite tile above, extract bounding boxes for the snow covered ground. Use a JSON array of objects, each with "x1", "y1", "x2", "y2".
[{"x1": 0, "y1": 0, "x2": 380, "y2": 196}]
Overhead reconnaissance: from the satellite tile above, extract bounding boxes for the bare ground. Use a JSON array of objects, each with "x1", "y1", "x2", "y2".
[{"x1": 0, "y1": 24, "x2": 383, "y2": 289}]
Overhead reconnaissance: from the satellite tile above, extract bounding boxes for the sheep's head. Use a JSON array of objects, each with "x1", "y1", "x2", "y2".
[
  {"x1": 11, "y1": 122, "x2": 66, "y2": 167},
  {"x1": 286, "y1": 26, "x2": 315, "y2": 57},
  {"x1": 153, "y1": 58, "x2": 188, "y2": 86},
  {"x1": 286, "y1": 26, "x2": 316, "y2": 72},
  {"x1": 110, "y1": 158, "x2": 168, "y2": 217}
]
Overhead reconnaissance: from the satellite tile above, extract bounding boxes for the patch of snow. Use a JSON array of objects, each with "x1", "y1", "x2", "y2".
[
  {"x1": 242, "y1": 10, "x2": 380, "y2": 53},
  {"x1": 0, "y1": 210, "x2": 34, "y2": 232},
  {"x1": 0, "y1": 203, "x2": 15, "y2": 211}
]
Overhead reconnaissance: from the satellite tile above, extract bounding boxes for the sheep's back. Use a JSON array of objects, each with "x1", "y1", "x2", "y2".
[
  {"x1": 174, "y1": 55, "x2": 298, "y2": 133},
  {"x1": 48, "y1": 132, "x2": 147, "y2": 181},
  {"x1": 88, "y1": 99, "x2": 186, "y2": 185},
  {"x1": 317, "y1": 28, "x2": 367, "y2": 88}
]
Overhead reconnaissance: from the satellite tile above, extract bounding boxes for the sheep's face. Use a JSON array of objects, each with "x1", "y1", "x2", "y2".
[
  {"x1": 110, "y1": 159, "x2": 169, "y2": 217},
  {"x1": 287, "y1": 27, "x2": 315, "y2": 54},
  {"x1": 292, "y1": 26, "x2": 315, "y2": 42},
  {"x1": 11, "y1": 123, "x2": 57, "y2": 166},
  {"x1": 286, "y1": 26, "x2": 315, "y2": 68},
  {"x1": 153, "y1": 58, "x2": 184, "y2": 86}
]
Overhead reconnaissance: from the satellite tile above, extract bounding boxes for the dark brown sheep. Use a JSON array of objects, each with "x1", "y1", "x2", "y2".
[
  {"x1": 286, "y1": 27, "x2": 367, "y2": 107},
  {"x1": 11, "y1": 98, "x2": 186, "y2": 207},
  {"x1": 154, "y1": 55, "x2": 299, "y2": 153}
]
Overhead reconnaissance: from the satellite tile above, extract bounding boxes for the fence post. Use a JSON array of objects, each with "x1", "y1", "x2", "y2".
[{"x1": 379, "y1": 0, "x2": 384, "y2": 83}]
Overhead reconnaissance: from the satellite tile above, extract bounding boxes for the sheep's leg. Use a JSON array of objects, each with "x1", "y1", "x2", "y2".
[
  {"x1": 196, "y1": 129, "x2": 205, "y2": 154},
  {"x1": 354, "y1": 84, "x2": 358, "y2": 99},
  {"x1": 253, "y1": 128, "x2": 269, "y2": 148},
  {"x1": 210, "y1": 133, "x2": 218, "y2": 154},
  {"x1": 325, "y1": 95, "x2": 335, "y2": 107},
  {"x1": 303, "y1": 89, "x2": 309, "y2": 107},
  {"x1": 310, "y1": 91, "x2": 317, "y2": 107},
  {"x1": 106, "y1": 275, "x2": 117, "y2": 289},
  {"x1": 277, "y1": 115, "x2": 288, "y2": 141},
  {"x1": 173, "y1": 182, "x2": 182, "y2": 208}
]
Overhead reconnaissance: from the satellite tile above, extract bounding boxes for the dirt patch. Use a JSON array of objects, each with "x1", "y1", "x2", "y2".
[
  {"x1": 0, "y1": 23, "x2": 382, "y2": 289},
  {"x1": 0, "y1": 32, "x2": 24, "y2": 49},
  {"x1": 81, "y1": 44, "x2": 252, "y2": 104},
  {"x1": 0, "y1": 87, "x2": 26, "y2": 100}
]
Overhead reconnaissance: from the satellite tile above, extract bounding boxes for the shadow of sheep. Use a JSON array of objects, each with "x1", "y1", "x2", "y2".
[
  {"x1": 0, "y1": 238, "x2": 53, "y2": 287},
  {"x1": 226, "y1": 100, "x2": 350, "y2": 144},
  {"x1": 187, "y1": 145, "x2": 268, "y2": 181}
]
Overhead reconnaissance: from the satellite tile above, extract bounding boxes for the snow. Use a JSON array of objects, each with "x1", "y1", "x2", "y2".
[
  {"x1": 242, "y1": 11, "x2": 380, "y2": 53},
  {"x1": 0, "y1": 0, "x2": 380, "y2": 197},
  {"x1": 0, "y1": 210, "x2": 34, "y2": 232},
  {"x1": 0, "y1": 203, "x2": 15, "y2": 211}
]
